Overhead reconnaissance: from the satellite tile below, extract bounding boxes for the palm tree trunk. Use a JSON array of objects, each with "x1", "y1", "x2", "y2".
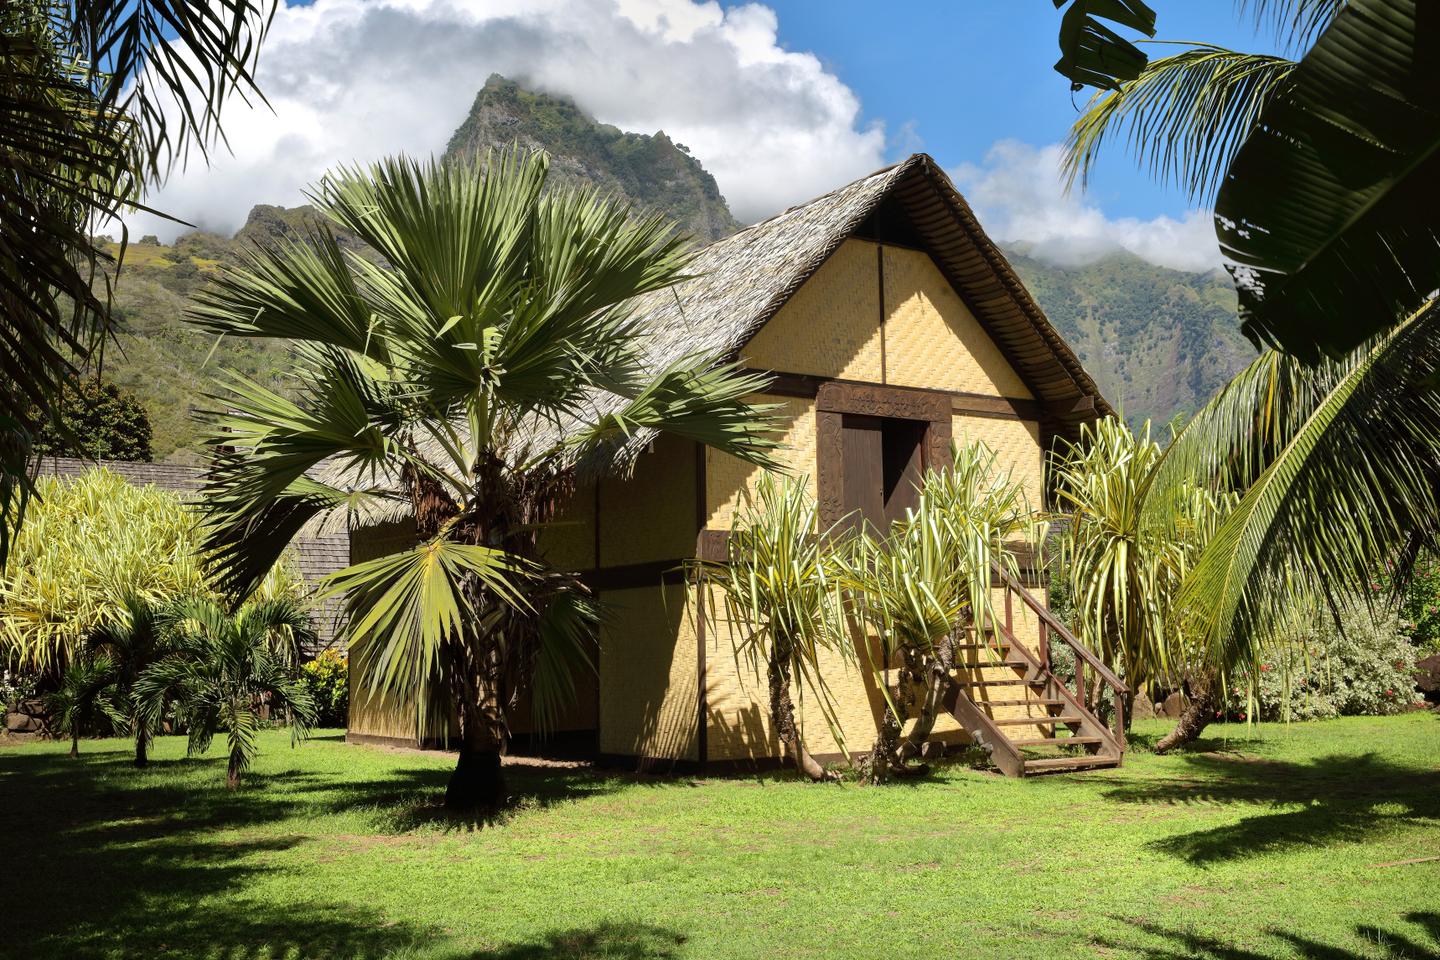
[
  {"x1": 767, "y1": 655, "x2": 830, "y2": 782},
  {"x1": 446, "y1": 711, "x2": 505, "y2": 810},
  {"x1": 226, "y1": 752, "x2": 242, "y2": 789},
  {"x1": 134, "y1": 732, "x2": 148, "y2": 768},
  {"x1": 1154, "y1": 671, "x2": 1218, "y2": 754},
  {"x1": 69, "y1": 734, "x2": 79, "y2": 758}
]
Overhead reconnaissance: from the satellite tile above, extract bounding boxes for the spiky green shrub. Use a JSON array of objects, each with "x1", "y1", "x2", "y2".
[{"x1": 0, "y1": 468, "x2": 210, "y2": 672}]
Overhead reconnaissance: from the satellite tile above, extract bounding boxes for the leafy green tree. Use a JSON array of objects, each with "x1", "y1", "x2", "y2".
[
  {"x1": 695, "y1": 473, "x2": 851, "y2": 782},
  {"x1": 2, "y1": 0, "x2": 270, "y2": 564},
  {"x1": 31, "y1": 379, "x2": 153, "y2": 462},
  {"x1": 137, "y1": 597, "x2": 317, "y2": 790},
  {"x1": 838, "y1": 442, "x2": 1039, "y2": 781},
  {"x1": 188, "y1": 149, "x2": 779, "y2": 809}
]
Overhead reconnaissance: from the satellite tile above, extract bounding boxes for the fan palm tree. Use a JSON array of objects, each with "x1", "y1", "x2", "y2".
[
  {"x1": 137, "y1": 597, "x2": 317, "y2": 790},
  {"x1": 2, "y1": 0, "x2": 271, "y2": 565},
  {"x1": 693, "y1": 473, "x2": 851, "y2": 782},
  {"x1": 188, "y1": 148, "x2": 780, "y2": 809},
  {"x1": 837, "y1": 441, "x2": 1039, "y2": 781}
]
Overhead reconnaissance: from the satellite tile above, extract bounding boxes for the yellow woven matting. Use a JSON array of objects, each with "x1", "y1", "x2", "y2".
[
  {"x1": 953, "y1": 415, "x2": 1045, "y2": 506},
  {"x1": 598, "y1": 583, "x2": 699, "y2": 761},
  {"x1": 600, "y1": 433, "x2": 698, "y2": 567},
  {"x1": 882, "y1": 246, "x2": 1033, "y2": 398},
  {"x1": 705, "y1": 396, "x2": 818, "y2": 530},
  {"x1": 743, "y1": 239, "x2": 882, "y2": 381}
]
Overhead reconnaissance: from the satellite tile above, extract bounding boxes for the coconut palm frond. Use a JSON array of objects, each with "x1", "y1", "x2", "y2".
[
  {"x1": 1177, "y1": 299, "x2": 1440, "y2": 666},
  {"x1": 1064, "y1": 44, "x2": 1296, "y2": 204}
]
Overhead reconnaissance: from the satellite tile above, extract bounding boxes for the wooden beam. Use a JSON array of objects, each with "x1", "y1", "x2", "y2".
[{"x1": 742, "y1": 368, "x2": 1047, "y2": 421}]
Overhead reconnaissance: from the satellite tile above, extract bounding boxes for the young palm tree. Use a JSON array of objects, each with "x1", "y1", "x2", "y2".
[
  {"x1": 694, "y1": 473, "x2": 851, "y2": 782},
  {"x1": 85, "y1": 592, "x2": 172, "y2": 767},
  {"x1": 187, "y1": 149, "x2": 780, "y2": 809},
  {"x1": 45, "y1": 652, "x2": 122, "y2": 757},
  {"x1": 838, "y1": 442, "x2": 1039, "y2": 782},
  {"x1": 137, "y1": 597, "x2": 317, "y2": 790}
]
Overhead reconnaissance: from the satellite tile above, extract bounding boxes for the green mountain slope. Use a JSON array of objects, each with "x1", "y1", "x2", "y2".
[
  {"x1": 94, "y1": 77, "x2": 1250, "y2": 460},
  {"x1": 1005, "y1": 246, "x2": 1255, "y2": 427}
]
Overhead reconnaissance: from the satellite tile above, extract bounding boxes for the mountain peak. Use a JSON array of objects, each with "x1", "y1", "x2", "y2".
[{"x1": 444, "y1": 75, "x2": 741, "y2": 242}]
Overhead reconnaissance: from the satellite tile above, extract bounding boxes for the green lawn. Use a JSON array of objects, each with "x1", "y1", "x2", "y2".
[{"x1": 2, "y1": 715, "x2": 1438, "y2": 960}]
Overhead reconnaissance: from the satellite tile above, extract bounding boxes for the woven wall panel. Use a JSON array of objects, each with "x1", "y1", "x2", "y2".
[
  {"x1": 952, "y1": 415, "x2": 1046, "y2": 507},
  {"x1": 598, "y1": 583, "x2": 698, "y2": 761},
  {"x1": 705, "y1": 396, "x2": 818, "y2": 531},
  {"x1": 742, "y1": 239, "x2": 882, "y2": 382},
  {"x1": 883, "y1": 246, "x2": 1033, "y2": 398},
  {"x1": 600, "y1": 434, "x2": 697, "y2": 567}
]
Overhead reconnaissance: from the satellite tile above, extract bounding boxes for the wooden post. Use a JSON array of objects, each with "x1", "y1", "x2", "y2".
[
  {"x1": 1004, "y1": 586, "x2": 1013, "y2": 643},
  {"x1": 1038, "y1": 618, "x2": 1049, "y2": 669},
  {"x1": 1075, "y1": 659, "x2": 1086, "y2": 709},
  {"x1": 1113, "y1": 691, "x2": 1126, "y2": 751}
]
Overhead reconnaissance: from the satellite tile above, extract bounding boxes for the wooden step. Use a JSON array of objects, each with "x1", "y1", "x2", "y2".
[
  {"x1": 956, "y1": 660, "x2": 1029, "y2": 669},
  {"x1": 1009, "y1": 735, "x2": 1104, "y2": 748},
  {"x1": 1023, "y1": 755, "x2": 1119, "y2": 774},
  {"x1": 990, "y1": 715, "x2": 1083, "y2": 727},
  {"x1": 973, "y1": 698, "x2": 1066, "y2": 708},
  {"x1": 955, "y1": 642, "x2": 1009, "y2": 650},
  {"x1": 955, "y1": 678, "x2": 1045, "y2": 688}
]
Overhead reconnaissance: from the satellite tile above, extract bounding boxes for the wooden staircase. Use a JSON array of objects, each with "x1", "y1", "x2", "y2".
[{"x1": 940, "y1": 566, "x2": 1127, "y2": 777}]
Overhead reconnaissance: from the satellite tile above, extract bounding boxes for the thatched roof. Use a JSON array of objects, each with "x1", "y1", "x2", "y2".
[
  {"x1": 623, "y1": 151, "x2": 1111, "y2": 432},
  {"x1": 312, "y1": 153, "x2": 1108, "y2": 530}
]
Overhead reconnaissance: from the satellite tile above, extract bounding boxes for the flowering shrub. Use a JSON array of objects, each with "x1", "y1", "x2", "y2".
[
  {"x1": 1396, "y1": 553, "x2": 1440, "y2": 654},
  {"x1": 0, "y1": 670, "x2": 36, "y2": 711},
  {"x1": 300, "y1": 649, "x2": 349, "y2": 727},
  {"x1": 1249, "y1": 599, "x2": 1420, "y2": 721}
]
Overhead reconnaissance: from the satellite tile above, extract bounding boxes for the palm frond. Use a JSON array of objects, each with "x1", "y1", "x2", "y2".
[
  {"x1": 1177, "y1": 298, "x2": 1440, "y2": 666},
  {"x1": 1064, "y1": 44, "x2": 1295, "y2": 204},
  {"x1": 1216, "y1": 0, "x2": 1440, "y2": 360},
  {"x1": 1053, "y1": 0, "x2": 1158, "y2": 91}
]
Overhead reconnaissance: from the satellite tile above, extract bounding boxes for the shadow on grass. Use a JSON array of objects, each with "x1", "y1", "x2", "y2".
[
  {"x1": 1101, "y1": 912, "x2": 1440, "y2": 959},
  {"x1": 465, "y1": 922, "x2": 688, "y2": 959},
  {"x1": 1101, "y1": 750, "x2": 1440, "y2": 865},
  {"x1": 0, "y1": 744, "x2": 654, "y2": 958}
]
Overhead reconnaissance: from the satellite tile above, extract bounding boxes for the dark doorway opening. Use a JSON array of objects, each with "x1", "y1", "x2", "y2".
[{"x1": 841, "y1": 414, "x2": 928, "y2": 532}]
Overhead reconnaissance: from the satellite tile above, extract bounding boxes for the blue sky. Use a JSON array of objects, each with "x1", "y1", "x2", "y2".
[
  {"x1": 756, "y1": 0, "x2": 1282, "y2": 224},
  {"x1": 131, "y1": 0, "x2": 1282, "y2": 272}
]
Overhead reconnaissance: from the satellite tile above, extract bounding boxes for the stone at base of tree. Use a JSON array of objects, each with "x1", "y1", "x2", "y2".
[
  {"x1": 5, "y1": 712, "x2": 40, "y2": 733},
  {"x1": 1416, "y1": 653, "x2": 1440, "y2": 704},
  {"x1": 1131, "y1": 697, "x2": 1157, "y2": 720},
  {"x1": 1162, "y1": 692, "x2": 1189, "y2": 719},
  {"x1": 919, "y1": 740, "x2": 946, "y2": 760}
]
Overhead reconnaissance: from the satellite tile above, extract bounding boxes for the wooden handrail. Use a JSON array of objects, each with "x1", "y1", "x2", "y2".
[{"x1": 992, "y1": 564, "x2": 1127, "y2": 696}]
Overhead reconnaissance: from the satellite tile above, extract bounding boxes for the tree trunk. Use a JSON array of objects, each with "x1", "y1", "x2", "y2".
[
  {"x1": 69, "y1": 734, "x2": 79, "y2": 759},
  {"x1": 226, "y1": 753, "x2": 241, "y2": 790},
  {"x1": 900, "y1": 636, "x2": 957, "y2": 759},
  {"x1": 446, "y1": 682, "x2": 507, "y2": 810},
  {"x1": 1154, "y1": 672, "x2": 1217, "y2": 754},
  {"x1": 767, "y1": 655, "x2": 832, "y2": 782},
  {"x1": 133, "y1": 721, "x2": 148, "y2": 769}
]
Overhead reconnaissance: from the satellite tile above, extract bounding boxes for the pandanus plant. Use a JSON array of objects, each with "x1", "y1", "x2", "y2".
[
  {"x1": 694, "y1": 473, "x2": 852, "y2": 781},
  {"x1": 838, "y1": 442, "x2": 1040, "y2": 782}
]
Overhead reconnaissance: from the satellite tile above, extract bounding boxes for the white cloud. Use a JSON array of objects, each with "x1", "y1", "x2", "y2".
[
  {"x1": 124, "y1": 0, "x2": 887, "y2": 240},
  {"x1": 952, "y1": 140, "x2": 1222, "y2": 273}
]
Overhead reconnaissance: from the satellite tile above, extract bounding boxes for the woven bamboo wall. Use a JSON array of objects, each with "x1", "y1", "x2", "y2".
[
  {"x1": 952, "y1": 415, "x2": 1046, "y2": 507},
  {"x1": 883, "y1": 245, "x2": 1033, "y2": 398},
  {"x1": 537, "y1": 482, "x2": 597, "y2": 572},
  {"x1": 704, "y1": 396, "x2": 818, "y2": 531},
  {"x1": 744, "y1": 239, "x2": 882, "y2": 381},
  {"x1": 600, "y1": 434, "x2": 697, "y2": 567},
  {"x1": 599, "y1": 583, "x2": 699, "y2": 761}
]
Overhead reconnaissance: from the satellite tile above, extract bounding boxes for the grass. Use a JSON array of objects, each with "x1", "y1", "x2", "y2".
[{"x1": 2, "y1": 714, "x2": 1439, "y2": 959}]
